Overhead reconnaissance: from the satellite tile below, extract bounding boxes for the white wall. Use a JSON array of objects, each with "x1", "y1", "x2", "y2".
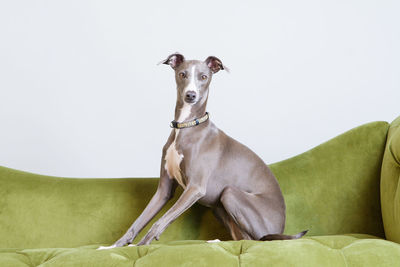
[{"x1": 0, "y1": 1, "x2": 399, "y2": 178}]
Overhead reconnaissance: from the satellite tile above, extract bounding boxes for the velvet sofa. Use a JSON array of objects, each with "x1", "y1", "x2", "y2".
[{"x1": 1, "y1": 115, "x2": 400, "y2": 266}]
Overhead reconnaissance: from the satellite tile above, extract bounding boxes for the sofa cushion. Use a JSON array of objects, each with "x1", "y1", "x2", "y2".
[
  {"x1": 381, "y1": 115, "x2": 400, "y2": 243},
  {"x1": 1, "y1": 235, "x2": 399, "y2": 267}
]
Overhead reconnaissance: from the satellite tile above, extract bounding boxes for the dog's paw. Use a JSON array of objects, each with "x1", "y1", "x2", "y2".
[
  {"x1": 97, "y1": 245, "x2": 117, "y2": 250},
  {"x1": 206, "y1": 239, "x2": 221, "y2": 243},
  {"x1": 128, "y1": 244, "x2": 136, "y2": 247}
]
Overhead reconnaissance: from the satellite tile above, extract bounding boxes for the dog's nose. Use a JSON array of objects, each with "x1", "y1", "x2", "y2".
[{"x1": 185, "y1": 91, "x2": 196, "y2": 102}]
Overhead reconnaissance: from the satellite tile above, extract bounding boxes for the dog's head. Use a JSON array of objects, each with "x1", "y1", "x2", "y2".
[{"x1": 160, "y1": 53, "x2": 227, "y2": 106}]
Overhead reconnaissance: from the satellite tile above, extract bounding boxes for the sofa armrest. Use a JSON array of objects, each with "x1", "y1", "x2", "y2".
[{"x1": 381, "y1": 116, "x2": 400, "y2": 243}]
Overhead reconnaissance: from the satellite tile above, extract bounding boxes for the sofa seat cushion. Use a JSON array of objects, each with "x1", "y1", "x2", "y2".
[{"x1": 1, "y1": 234, "x2": 399, "y2": 267}]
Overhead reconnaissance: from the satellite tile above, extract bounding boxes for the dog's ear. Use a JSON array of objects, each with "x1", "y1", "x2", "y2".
[
  {"x1": 205, "y1": 56, "x2": 227, "y2": 73},
  {"x1": 159, "y1": 53, "x2": 185, "y2": 70}
]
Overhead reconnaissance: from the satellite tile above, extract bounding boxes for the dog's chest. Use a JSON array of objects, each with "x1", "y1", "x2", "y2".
[
  {"x1": 164, "y1": 133, "x2": 186, "y2": 188},
  {"x1": 164, "y1": 105, "x2": 192, "y2": 189}
]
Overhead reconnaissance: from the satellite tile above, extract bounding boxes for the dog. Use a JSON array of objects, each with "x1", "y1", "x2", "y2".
[{"x1": 100, "y1": 53, "x2": 307, "y2": 249}]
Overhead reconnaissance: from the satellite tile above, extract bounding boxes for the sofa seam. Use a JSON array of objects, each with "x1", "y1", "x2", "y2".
[
  {"x1": 338, "y1": 249, "x2": 349, "y2": 267},
  {"x1": 307, "y1": 238, "x2": 351, "y2": 267},
  {"x1": 388, "y1": 144, "x2": 400, "y2": 167},
  {"x1": 307, "y1": 238, "x2": 345, "y2": 249},
  {"x1": 15, "y1": 251, "x2": 35, "y2": 267},
  {"x1": 238, "y1": 241, "x2": 243, "y2": 267}
]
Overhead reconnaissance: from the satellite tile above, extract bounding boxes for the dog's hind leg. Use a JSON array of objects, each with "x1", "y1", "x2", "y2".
[
  {"x1": 213, "y1": 205, "x2": 251, "y2": 240},
  {"x1": 219, "y1": 186, "x2": 286, "y2": 240}
]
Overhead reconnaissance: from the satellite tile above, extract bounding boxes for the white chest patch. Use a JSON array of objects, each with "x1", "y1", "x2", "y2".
[
  {"x1": 164, "y1": 104, "x2": 192, "y2": 189},
  {"x1": 164, "y1": 140, "x2": 185, "y2": 188}
]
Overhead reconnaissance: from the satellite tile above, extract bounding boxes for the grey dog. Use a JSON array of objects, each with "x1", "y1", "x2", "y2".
[{"x1": 101, "y1": 53, "x2": 307, "y2": 249}]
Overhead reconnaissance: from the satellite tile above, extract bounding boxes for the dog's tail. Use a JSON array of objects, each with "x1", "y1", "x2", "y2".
[{"x1": 259, "y1": 230, "x2": 309, "y2": 241}]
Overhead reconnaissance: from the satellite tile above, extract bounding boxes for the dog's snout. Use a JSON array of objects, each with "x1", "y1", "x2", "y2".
[
  {"x1": 186, "y1": 91, "x2": 196, "y2": 100},
  {"x1": 185, "y1": 91, "x2": 197, "y2": 102}
]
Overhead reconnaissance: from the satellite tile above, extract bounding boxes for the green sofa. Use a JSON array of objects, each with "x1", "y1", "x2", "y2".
[{"x1": 1, "y1": 116, "x2": 400, "y2": 266}]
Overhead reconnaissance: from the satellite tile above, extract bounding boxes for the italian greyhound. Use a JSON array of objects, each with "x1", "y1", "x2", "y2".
[{"x1": 100, "y1": 53, "x2": 307, "y2": 249}]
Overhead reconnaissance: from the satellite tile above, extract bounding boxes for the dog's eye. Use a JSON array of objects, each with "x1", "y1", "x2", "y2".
[
  {"x1": 201, "y1": 75, "x2": 207, "y2": 80},
  {"x1": 179, "y1": 72, "x2": 186, "y2": 79}
]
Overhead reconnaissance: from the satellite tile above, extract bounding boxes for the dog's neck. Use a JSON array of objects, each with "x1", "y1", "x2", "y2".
[{"x1": 174, "y1": 99, "x2": 208, "y2": 123}]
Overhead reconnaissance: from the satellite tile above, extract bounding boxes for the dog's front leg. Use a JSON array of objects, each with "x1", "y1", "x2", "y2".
[
  {"x1": 136, "y1": 185, "x2": 205, "y2": 246},
  {"x1": 112, "y1": 171, "x2": 177, "y2": 247}
]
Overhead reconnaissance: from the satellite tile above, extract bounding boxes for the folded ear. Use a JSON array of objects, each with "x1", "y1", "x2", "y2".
[
  {"x1": 205, "y1": 56, "x2": 226, "y2": 73},
  {"x1": 159, "y1": 53, "x2": 185, "y2": 69}
]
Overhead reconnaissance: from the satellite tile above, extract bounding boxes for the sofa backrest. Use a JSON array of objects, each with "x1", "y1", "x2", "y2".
[
  {"x1": 0, "y1": 168, "x2": 230, "y2": 248},
  {"x1": 0, "y1": 120, "x2": 389, "y2": 248},
  {"x1": 381, "y1": 115, "x2": 400, "y2": 243},
  {"x1": 270, "y1": 121, "x2": 388, "y2": 238}
]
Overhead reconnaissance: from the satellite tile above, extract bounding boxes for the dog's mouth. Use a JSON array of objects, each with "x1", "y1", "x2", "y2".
[{"x1": 184, "y1": 98, "x2": 197, "y2": 104}]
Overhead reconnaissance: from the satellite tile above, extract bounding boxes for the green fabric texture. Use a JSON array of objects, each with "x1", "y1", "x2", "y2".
[
  {"x1": 381, "y1": 115, "x2": 400, "y2": 243},
  {"x1": 2, "y1": 235, "x2": 400, "y2": 267},
  {"x1": 0, "y1": 167, "x2": 230, "y2": 249},
  {"x1": 270, "y1": 121, "x2": 389, "y2": 238},
  {"x1": 0, "y1": 119, "x2": 398, "y2": 266}
]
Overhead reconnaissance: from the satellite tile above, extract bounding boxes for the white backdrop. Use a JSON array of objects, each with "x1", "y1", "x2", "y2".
[{"x1": 0, "y1": 1, "x2": 399, "y2": 178}]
